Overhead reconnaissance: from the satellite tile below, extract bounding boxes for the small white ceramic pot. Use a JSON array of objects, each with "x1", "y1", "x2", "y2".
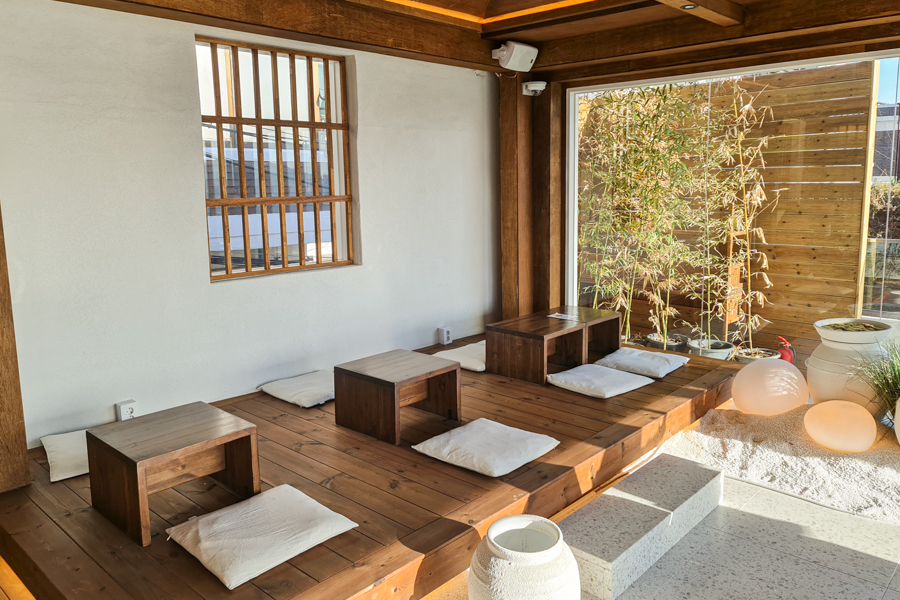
[{"x1": 469, "y1": 514, "x2": 580, "y2": 600}]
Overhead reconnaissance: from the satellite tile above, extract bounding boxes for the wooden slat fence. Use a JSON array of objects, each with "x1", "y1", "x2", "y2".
[{"x1": 578, "y1": 61, "x2": 877, "y2": 368}]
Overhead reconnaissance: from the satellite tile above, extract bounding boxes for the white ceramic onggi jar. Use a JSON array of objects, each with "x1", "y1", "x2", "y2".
[{"x1": 469, "y1": 514, "x2": 580, "y2": 600}]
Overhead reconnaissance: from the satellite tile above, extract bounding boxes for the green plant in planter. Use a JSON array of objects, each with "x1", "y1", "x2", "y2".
[
  {"x1": 850, "y1": 340, "x2": 900, "y2": 425},
  {"x1": 713, "y1": 81, "x2": 778, "y2": 351},
  {"x1": 578, "y1": 84, "x2": 708, "y2": 341}
]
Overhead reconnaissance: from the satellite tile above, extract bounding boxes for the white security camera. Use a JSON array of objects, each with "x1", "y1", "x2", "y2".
[
  {"x1": 492, "y1": 41, "x2": 538, "y2": 72},
  {"x1": 522, "y1": 81, "x2": 547, "y2": 97}
]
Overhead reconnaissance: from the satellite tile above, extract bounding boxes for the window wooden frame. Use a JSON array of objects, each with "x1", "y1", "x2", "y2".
[{"x1": 197, "y1": 36, "x2": 353, "y2": 280}]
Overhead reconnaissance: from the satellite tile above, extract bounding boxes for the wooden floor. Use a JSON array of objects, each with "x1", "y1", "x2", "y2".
[{"x1": 0, "y1": 335, "x2": 740, "y2": 600}]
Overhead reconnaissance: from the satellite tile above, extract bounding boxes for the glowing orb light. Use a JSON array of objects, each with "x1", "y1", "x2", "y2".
[
  {"x1": 804, "y1": 400, "x2": 877, "y2": 453},
  {"x1": 732, "y1": 359, "x2": 808, "y2": 416}
]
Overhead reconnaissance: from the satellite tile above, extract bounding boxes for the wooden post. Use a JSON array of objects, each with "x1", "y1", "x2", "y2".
[
  {"x1": 499, "y1": 73, "x2": 534, "y2": 318},
  {"x1": 531, "y1": 81, "x2": 565, "y2": 311},
  {"x1": 856, "y1": 60, "x2": 879, "y2": 318},
  {"x1": 0, "y1": 200, "x2": 29, "y2": 493}
]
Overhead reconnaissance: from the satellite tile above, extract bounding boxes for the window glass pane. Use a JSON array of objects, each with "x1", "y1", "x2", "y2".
[
  {"x1": 229, "y1": 206, "x2": 245, "y2": 271},
  {"x1": 295, "y1": 56, "x2": 310, "y2": 122},
  {"x1": 248, "y1": 205, "x2": 264, "y2": 271},
  {"x1": 208, "y1": 207, "x2": 226, "y2": 275},
  {"x1": 243, "y1": 125, "x2": 260, "y2": 198},
  {"x1": 331, "y1": 129, "x2": 346, "y2": 196},
  {"x1": 286, "y1": 203, "x2": 301, "y2": 266},
  {"x1": 196, "y1": 43, "x2": 216, "y2": 116},
  {"x1": 320, "y1": 202, "x2": 333, "y2": 263},
  {"x1": 258, "y1": 50, "x2": 275, "y2": 120},
  {"x1": 261, "y1": 126, "x2": 279, "y2": 197},
  {"x1": 217, "y1": 45, "x2": 235, "y2": 117},
  {"x1": 334, "y1": 201, "x2": 348, "y2": 261},
  {"x1": 303, "y1": 203, "x2": 317, "y2": 263},
  {"x1": 316, "y1": 129, "x2": 330, "y2": 195},
  {"x1": 277, "y1": 54, "x2": 293, "y2": 120},
  {"x1": 222, "y1": 124, "x2": 240, "y2": 198},
  {"x1": 312, "y1": 58, "x2": 326, "y2": 122},
  {"x1": 267, "y1": 205, "x2": 283, "y2": 268},
  {"x1": 202, "y1": 122, "x2": 221, "y2": 199},
  {"x1": 238, "y1": 48, "x2": 256, "y2": 118},
  {"x1": 281, "y1": 127, "x2": 296, "y2": 197},
  {"x1": 299, "y1": 128, "x2": 314, "y2": 196},
  {"x1": 329, "y1": 60, "x2": 342, "y2": 123}
]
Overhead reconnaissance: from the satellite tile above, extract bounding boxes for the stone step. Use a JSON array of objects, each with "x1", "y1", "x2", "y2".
[{"x1": 559, "y1": 454, "x2": 722, "y2": 600}]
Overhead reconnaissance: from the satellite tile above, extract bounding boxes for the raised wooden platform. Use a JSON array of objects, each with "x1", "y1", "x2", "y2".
[{"x1": 0, "y1": 335, "x2": 739, "y2": 600}]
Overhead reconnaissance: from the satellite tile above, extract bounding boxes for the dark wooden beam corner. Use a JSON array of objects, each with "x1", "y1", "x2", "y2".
[
  {"x1": 53, "y1": 0, "x2": 499, "y2": 70},
  {"x1": 655, "y1": 0, "x2": 744, "y2": 27}
]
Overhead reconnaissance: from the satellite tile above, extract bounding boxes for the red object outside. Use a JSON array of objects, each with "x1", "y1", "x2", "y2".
[{"x1": 777, "y1": 336, "x2": 795, "y2": 364}]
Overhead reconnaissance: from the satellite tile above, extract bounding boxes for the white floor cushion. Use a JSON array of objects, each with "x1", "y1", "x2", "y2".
[
  {"x1": 41, "y1": 429, "x2": 89, "y2": 482},
  {"x1": 167, "y1": 485, "x2": 358, "y2": 590},
  {"x1": 412, "y1": 418, "x2": 559, "y2": 477},
  {"x1": 595, "y1": 347, "x2": 689, "y2": 378},
  {"x1": 547, "y1": 364, "x2": 653, "y2": 399},
  {"x1": 258, "y1": 370, "x2": 334, "y2": 408},
  {"x1": 433, "y1": 341, "x2": 486, "y2": 372}
]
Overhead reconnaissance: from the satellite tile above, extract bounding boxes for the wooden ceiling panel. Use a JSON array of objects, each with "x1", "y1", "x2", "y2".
[
  {"x1": 483, "y1": 2, "x2": 680, "y2": 41},
  {"x1": 413, "y1": 0, "x2": 492, "y2": 17}
]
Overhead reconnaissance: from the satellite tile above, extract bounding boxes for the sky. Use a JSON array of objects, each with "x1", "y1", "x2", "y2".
[{"x1": 878, "y1": 57, "x2": 899, "y2": 105}]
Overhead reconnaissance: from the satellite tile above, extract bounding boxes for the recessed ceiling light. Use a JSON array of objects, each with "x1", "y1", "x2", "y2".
[{"x1": 681, "y1": 3, "x2": 699, "y2": 9}]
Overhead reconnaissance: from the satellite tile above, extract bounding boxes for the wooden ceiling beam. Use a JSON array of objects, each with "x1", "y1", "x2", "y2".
[
  {"x1": 52, "y1": 0, "x2": 498, "y2": 70},
  {"x1": 481, "y1": 0, "x2": 658, "y2": 39},
  {"x1": 654, "y1": 0, "x2": 743, "y2": 27},
  {"x1": 546, "y1": 19, "x2": 900, "y2": 84},
  {"x1": 533, "y1": 0, "x2": 900, "y2": 69},
  {"x1": 342, "y1": 0, "x2": 483, "y2": 30}
]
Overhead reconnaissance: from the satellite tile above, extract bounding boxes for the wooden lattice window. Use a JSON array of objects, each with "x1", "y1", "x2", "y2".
[{"x1": 195, "y1": 37, "x2": 353, "y2": 280}]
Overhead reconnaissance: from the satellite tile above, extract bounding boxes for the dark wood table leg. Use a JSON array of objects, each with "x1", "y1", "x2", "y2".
[
  {"x1": 549, "y1": 327, "x2": 588, "y2": 370},
  {"x1": 588, "y1": 314, "x2": 622, "y2": 357},
  {"x1": 335, "y1": 370, "x2": 400, "y2": 444},
  {"x1": 211, "y1": 434, "x2": 261, "y2": 498},
  {"x1": 418, "y1": 367, "x2": 461, "y2": 421},
  {"x1": 87, "y1": 433, "x2": 150, "y2": 546}
]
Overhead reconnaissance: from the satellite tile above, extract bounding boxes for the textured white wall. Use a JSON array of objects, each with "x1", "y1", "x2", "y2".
[{"x1": 0, "y1": 0, "x2": 499, "y2": 445}]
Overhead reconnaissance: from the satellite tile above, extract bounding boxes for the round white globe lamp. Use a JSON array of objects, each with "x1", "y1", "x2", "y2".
[{"x1": 732, "y1": 359, "x2": 809, "y2": 416}]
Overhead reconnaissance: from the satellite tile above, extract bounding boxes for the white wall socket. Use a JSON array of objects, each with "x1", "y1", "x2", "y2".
[
  {"x1": 437, "y1": 327, "x2": 452, "y2": 345},
  {"x1": 115, "y1": 399, "x2": 137, "y2": 421}
]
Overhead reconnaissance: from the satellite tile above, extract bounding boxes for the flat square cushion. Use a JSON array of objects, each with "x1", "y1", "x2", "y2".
[
  {"x1": 595, "y1": 347, "x2": 689, "y2": 378},
  {"x1": 166, "y1": 485, "x2": 358, "y2": 590},
  {"x1": 412, "y1": 418, "x2": 559, "y2": 477},
  {"x1": 547, "y1": 364, "x2": 653, "y2": 399},
  {"x1": 258, "y1": 370, "x2": 334, "y2": 408},
  {"x1": 433, "y1": 341, "x2": 486, "y2": 372},
  {"x1": 40, "y1": 430, "x2": 89, "y2": 482}
]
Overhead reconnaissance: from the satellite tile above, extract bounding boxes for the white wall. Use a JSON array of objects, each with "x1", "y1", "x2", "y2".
[{"x1": 0, "y1": 0, "x2": 500, "y2": 446}]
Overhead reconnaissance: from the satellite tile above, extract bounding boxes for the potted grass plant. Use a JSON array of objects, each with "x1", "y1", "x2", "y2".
[
  {"x1": 850, "y1": 339, "x2": 900, "y2": 443},
  {"x1": 713, "y1": 80, "x2": 779, "y2": 363}
]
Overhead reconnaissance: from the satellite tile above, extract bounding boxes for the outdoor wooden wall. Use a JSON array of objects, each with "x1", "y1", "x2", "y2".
[
  {"x1": 578, "y1": 61, "x2": 877, "y2": 368},
  {"x1": 747, "y1": 61, "x2": 876, "y2": 367}
]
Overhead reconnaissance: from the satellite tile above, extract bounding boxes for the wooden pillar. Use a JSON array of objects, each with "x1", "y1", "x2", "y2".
[
  {"x1": 856, "y1": 61, "x2": 879, "y2": 317},
  {"x1": 499, "y1": 73, "x2": 534, "y2": 319},
  {"x1": 531, "y1": 82, "x2": 565, "y2": 311},
  {"x1": 0, "y1": 201, "x2": 29, "y2": 493}
]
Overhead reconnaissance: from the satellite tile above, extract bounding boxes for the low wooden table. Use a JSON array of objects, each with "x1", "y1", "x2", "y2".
[
  {"x1": 87, "y1": 402, "x2": 260, "y2": 546},
  {"x1": 486, "y1": 306, "x2": 621, "y2": 384},
  {"x1": 334, "y1": 349, "x2": 461, "y2": 445}
]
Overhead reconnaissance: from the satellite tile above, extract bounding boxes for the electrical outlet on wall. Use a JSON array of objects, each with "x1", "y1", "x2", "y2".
[
  {"x1": 437, "y1": 327, "x2": 452, "y2": 345},
  {"x1": 115, "y1": 399, "x2": 137, "y2": 421}
]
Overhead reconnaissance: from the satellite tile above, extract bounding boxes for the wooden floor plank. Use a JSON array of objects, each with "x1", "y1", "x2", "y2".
[
  {"x1": 240, "y1": 397, "x2": 498, "y2": 494},
  {"x1": 1, "y1": 333, "x2": 739, "y2": 600},
  {"x1": 21, "y1": 461, "x2": 203, "y2": 600},
  {"x1": 233, "y1": 409, "x2": 462, "y2": 516},
  {"x1": 0, "y1": 555, "x2": 34, "y2": 600}
]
